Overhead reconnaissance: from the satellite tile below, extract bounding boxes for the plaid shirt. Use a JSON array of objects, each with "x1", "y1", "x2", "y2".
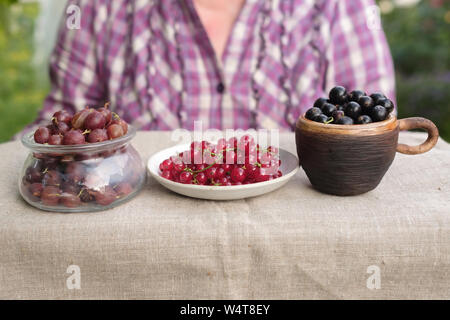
[{"x1": 31, "y1": 0, "x2": 395, "y2": 132}]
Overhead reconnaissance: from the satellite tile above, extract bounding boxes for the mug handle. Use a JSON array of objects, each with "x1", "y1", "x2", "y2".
[{"x1": 396, "y1": 117, "x2": 439, "y2": 155}]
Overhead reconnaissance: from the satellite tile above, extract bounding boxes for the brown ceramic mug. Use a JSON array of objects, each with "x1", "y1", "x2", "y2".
[{"x1": 295, "y1": 114, "x2": 439, "y2": 196}]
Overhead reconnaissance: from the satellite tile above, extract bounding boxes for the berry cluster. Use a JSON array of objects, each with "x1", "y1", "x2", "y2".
[
  {"x1": 33, "y1": 103, "x2": 128, "y2": 145},
  {"x1": 22, "y1": 106, "x2": 142, "y2": 209},
  {"x1": 159, "y1": 136, "x2": 282, "y2": 186},
  {"x1": 305, "y1": 86, "x2": 394, "y2": 125},
  {"x1": 21, "y1": 147, "x2": 143, "y2": 209}
]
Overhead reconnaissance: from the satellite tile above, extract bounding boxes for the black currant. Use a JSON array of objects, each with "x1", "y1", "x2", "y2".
[
  {"x1": 305, "y1": 107, "x2": 322, "y2": 120},
  {"x1": 313, "y1": 97, "x2": 328, "y2": 110},
  {"x1": 331, "y1": 110, "x2": 345, "y2": 122},
  {"x1": 356, "y1": 115, "x2": 373, "y2": 124},
  {"x1": 358, "y1": 95, "x2": 374, "y2": 114},
  {"x1": 336, "y1": 105, "x2": 345, "y2": 112},
  {"x1": 336, "y1": 116, "x2": 354, "y2": 125},
  {"x1": 370, "y1": 105, "x2": 387, "y2": 122},
  {"x1": 329, "y1": 86, "x2": 347, "y2": 105},
  {"x1": 370, "y1": 92, "x2": 386, "y2": 105},
  {"x1": 321, "y1": 103, "x2": 336, "y2": 117},
  {"x1": 377, "y1": 98, "x2": 394, "y2": 114},
  {"x1": 349, "y1": 90, "x2": 365, "y2": 102},
  {"x1": 314, "y1": 114, "x2": 330, "y2": 123},
  {"x1": 345, "y1": 101, "x2": 362, "y2": 119}
]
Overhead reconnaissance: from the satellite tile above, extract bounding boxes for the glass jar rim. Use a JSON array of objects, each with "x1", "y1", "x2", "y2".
[{"x1": 22, "y1": 125, "x2": 137, "y2": 154}]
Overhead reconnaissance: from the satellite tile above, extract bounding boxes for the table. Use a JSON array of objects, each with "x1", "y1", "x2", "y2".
[{"x1": 0, "y1": 131, "x2": 449, "y2": 299}]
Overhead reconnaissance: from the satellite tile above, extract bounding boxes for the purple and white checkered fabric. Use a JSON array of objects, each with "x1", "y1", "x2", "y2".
[{"x1": 29, "y1": 0, "x2": 395, "y2": 133}]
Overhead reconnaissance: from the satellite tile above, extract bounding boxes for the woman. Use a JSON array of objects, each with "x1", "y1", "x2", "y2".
[{"x1": 28, "y1": 0, "x2": 395, "y2": 132}]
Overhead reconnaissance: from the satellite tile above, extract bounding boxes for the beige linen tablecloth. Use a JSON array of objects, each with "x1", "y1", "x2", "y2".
[{"x1": 0, "y1": 131, "x2": 449, "y2": 299}]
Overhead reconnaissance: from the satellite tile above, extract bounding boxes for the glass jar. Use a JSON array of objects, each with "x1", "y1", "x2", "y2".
[{"x1": 19, "y1": 126, "x2": 145, "y2": 212}]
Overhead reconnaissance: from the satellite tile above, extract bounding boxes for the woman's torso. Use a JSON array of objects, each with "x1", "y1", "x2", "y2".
[{"x1": 92, "y1": 0, "x2": 332, "y2": 131}]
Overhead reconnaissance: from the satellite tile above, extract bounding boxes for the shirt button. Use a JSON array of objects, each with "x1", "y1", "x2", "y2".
[{"x1": 216, "y1": 82, "x2": 225, "y2": 94}]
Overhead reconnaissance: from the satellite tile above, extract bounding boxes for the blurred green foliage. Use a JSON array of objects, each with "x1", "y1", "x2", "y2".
[
  {"x1": 0, "y1": 0, "x2": 449, "y2": 142},
  {"x1": 380, "y1": 0, "x2": 450, "y2": 141},
  {"x1": 0, "y1": 1, "x2": 48, "y2": 142}
]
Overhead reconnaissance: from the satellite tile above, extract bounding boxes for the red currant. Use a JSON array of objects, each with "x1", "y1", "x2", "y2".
[
  {"x1": 245, "y1": 164, "x2": 258, "y2": 180},
  {"x1": 214, "y1": 167, "x2": 226, "y2": 179},
  {"x1": 216, "y1": 177, "x2": 228, "y2": 186},
  {"x1": 222, "y1": 164, "x2": 232, "y2": 174},
  {"x1": 179, "y1": 171, "x2": 193, "y2": 184},
  {"x1": 159, "y1": 136, "x2": 283, "y2": 186},
  {"x1": 170, "y1": 169, "x2": 179, "y2": 181},
  {"x1": 161, "y1": 159, "x2": 173, "y2": 171},
  {"x1": 161, "y1": 170, "x2": 172, "y2": 180},
  {"x1": 205, "y1": 167, "x2": 217, "y2": 180},
  {"x1": 173, "y1": 162, "x2": 185, "y2": 172},
  {"x1": 230, "y1": 167, "x2": 246, "y2": 183},
  {"x1": 195, "y1": 172, "x2": 207, "y2": 185},
  {"x1": 255, "y1": 170, "x2": 270, "y2": 182}
]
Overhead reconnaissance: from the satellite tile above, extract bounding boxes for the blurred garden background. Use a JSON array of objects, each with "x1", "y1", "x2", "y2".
[{"x1": 0, "y1": 0, "x2": 449, "y2": 142}]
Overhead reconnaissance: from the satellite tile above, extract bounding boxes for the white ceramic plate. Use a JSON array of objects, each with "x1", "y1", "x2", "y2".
[{"x1": 147, "y1": 144, "x2": 299, "y2": 200}]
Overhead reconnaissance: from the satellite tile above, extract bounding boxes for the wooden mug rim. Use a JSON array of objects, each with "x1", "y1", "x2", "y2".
[
  {"x1": 296, "y1": 113, "x2": 398, "y2": 135},
  {"x1": 296, "y1": 113, "x2": 439, "y2": 155}
]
